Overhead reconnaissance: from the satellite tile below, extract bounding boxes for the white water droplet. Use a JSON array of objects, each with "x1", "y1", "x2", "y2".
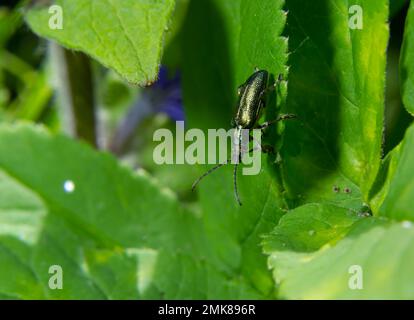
[
  {"x1": 402, "y1": 221, "x2": 412, "y2": 229},
  {"x1": 63, "y1": 180, "x2": 75, "y2": 193},
  {"x1": 308, "y1": 230, "x2": 315, "y2": 236}
]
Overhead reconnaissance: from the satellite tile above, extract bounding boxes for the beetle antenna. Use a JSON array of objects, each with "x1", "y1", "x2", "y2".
[
  {"x1": 233, "y1": 127, "x2": 243, "y2": 206},
  {"x1": 233, "y1": 162, "x2": 242, "y2": 206},
  {"x1": 192, "y1": 126, "x2": 245, "y2": 206},
  {"x1": 192, "y1": 162, "x2": 228, "y2": 191}
]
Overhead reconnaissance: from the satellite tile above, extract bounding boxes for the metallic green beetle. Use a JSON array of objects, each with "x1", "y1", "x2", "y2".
[
  {"x1": 234, "y1": 69, "x2": 269, "y2": 129},
  {"x1": 192, "y1": 68, "x2": 295, "y2": 206}
]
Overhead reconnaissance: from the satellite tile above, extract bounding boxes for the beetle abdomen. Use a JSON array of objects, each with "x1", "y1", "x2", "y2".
[{"x1": 234, "y1": 70, "x2": 268, "y2": 128}]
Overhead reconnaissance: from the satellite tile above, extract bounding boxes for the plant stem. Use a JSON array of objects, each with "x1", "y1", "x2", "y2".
[{"x1": 50, "y1": 42, "x2": 97, "y2": 147}]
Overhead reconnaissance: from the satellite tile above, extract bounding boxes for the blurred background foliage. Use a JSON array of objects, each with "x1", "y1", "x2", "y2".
[
  {"x1": 0, "y1": 0, "x2": 201, "y2": 201},
  {"x1": 0, "y1": 0, "x2": 412, "y2": 195},
  {"x1": 0, "y1": 0, "x2": 414, "y2": 299}
]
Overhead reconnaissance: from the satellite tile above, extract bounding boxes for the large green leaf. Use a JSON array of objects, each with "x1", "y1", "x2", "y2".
[
  {"x1": 280, "y1": 0, "x2": 389, "y2": 206},
  {"x1": 0, "y1": 170, "x2": 106, "y2": 299},
  {"x1": 401, "y1": 0, "x2": 414, "y2": 115},
  {"x1": 0, "y1": 171, "x2": 46, "y2": 299},
  {"x1": 0, "y1": 124, "x2": 275, "y2": 299},
  {"x1": 0, "y1": 124, "x2": 207, "y2": 299},
  {"x1": 25, "y1": 0, "x2": 175, "y2": 85},
  {"x1": 264, "y1": 0, "x2": 394, "y2": 298},
  {"x1": 263, "y1": 204, "x2": 414, "y2": 299},
  {"x1": 364, "y1": 0, "x2": 414, "y2": 221},
  {"x1": 181, "y1": 0, "x2": 289, "y2": 298},
  {"x1": 4, "y1": 0, "x2": 409, "y2": 301},
  {"x1": 369, "y1": 0, "x2": 414, "y2": 221}
]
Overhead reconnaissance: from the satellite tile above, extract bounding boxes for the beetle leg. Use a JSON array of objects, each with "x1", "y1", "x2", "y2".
[
  {"x1": 265, "y1": 83, "x2": 277, "y2": 94},
  {"x1": 248, "y1": 134, "x2": 275, "y2": 154},
  {"x1": 257, "y1": 90, "x2": 267, "y2": 108},
  {"x1": 261, "y1": 144, "x2": 275, "y2": 154},
  {"x1": 262, "y1": 73, "x2": 283, "y2": 97},
  {"x1": 260, "y1": 82, "x2": 278, "y2": 106},
  {"x1": 256, "y1": 113, "x2": 297, "y2": 130},
  {"x1": 259, "y1": 96, "x2": 266, "y2": 109},
  {"x1": 264, "y1": 74, "x2": 283, "y2": 94}
]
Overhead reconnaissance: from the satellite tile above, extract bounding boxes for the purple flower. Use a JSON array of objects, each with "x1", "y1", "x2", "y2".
[{"x1": 154, "y1": 66, "x2": 184, "y2": 122}]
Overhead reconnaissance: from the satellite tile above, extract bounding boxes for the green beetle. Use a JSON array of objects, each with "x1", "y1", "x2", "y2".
[
  {"x1": 234, "y1": 69, "x2": 269, "y2": 129},
  {"x1": 192, "y1": 68, "x2": 295, "y2": 206}
]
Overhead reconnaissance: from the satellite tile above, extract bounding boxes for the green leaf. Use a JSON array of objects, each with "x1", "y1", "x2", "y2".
[
  {"x1": 0, "y1": 124, "x2": 211, "y2": 298},
  {"x1": 369, "y1": 0, "x2": 414, "y2": 215},
  {"x1": 389, "y1": 0, "x2": 408, "y2": 18},
  {"x1": 401, "y1": 0, "x2": 414, "y2": 115},
  {"x1": 262, "y1": 203, "x2": 364, "y2": 253},
  {"x1": 265, "y1": 216, "x2": 414, "y2": 299},
  {"x1": 367, "y1": 142, "x2": 401, "y2": 213},
  {"x1": 0, "y1": 123, "x2": 281, "y2": 299},
  {"x1": 181, "y1": 0, "x2": 288, "y2": 298},
  {"x1": 379, "y1": 124, "x2": 414, "y2": 221},
  {"x1": 281, "y1": 0, "x2": 389, "y2": 205},
  {"x1": 182, "y1": 0, "x2": 288, "y2": 130},
  {"x1": 0, "y1": 6, "x2": 23, "y2": 48},
  {"x1": 261, "y1": 203, "x2": 374, "y2": 290},
  {"x1": 0, "y1": 171, "x2": 46, "y2": 299},
  {"x1": 25, "y1": 0, "x2": 175, "y2": 85}
]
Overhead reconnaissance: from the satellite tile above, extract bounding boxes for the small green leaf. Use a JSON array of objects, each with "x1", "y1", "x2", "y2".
[
  {"x1": 401, "y1": 0, "x2": 414, "y2": 115},
  {"x1": 368, "y1": 143, "x2": 401, "y2": 213},
  {"x1": 262, "y1": 203, "x2": 364, "y2": 253},
  {"x1": 266, "y1": 219, "x2": 414, "y2": 299},
  {"x1": 25, "y1": 0, "x2": 175, "y2": 85},
  {"x1": 261, "y1": 203, "x2": 370, "y2": 288},
  {"x1": 379, "y1": 124, "x2": 414, "y2": 221}
]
